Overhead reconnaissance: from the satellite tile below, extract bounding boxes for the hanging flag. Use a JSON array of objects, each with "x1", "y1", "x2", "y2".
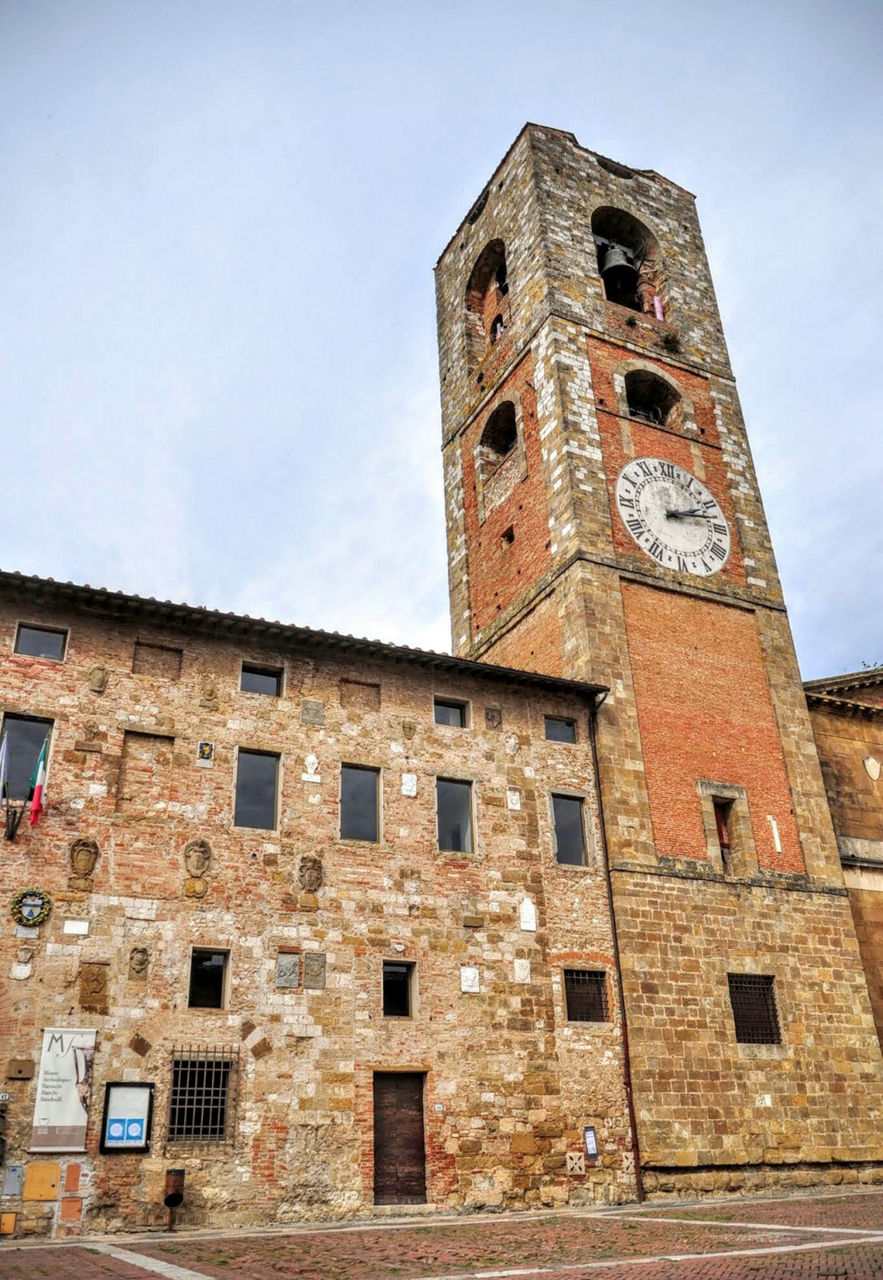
[{"x1": 28, "y1": 738, "x2": 49, "y2": 827}]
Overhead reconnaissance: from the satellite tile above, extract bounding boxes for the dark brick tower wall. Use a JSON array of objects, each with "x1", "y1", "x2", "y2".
[{"x1": 435, "y1": 124, "x2": 883, "y2": 1192}]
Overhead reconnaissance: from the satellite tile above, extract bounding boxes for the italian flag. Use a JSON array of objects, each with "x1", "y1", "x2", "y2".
[{"x1": 28, "y1": 738, "x2": 49, "y2": 827}]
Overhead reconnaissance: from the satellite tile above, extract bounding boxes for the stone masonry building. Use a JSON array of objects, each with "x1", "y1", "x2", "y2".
[{"x1": 0, "y1": 123, "x2": 880, "y2": 1239}]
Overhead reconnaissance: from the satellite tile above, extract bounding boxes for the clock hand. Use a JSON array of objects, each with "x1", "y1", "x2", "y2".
[{"x1": 665, "y1": 507, "x2": 703, "y2": 519}]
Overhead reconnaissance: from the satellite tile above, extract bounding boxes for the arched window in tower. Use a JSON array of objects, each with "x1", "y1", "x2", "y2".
[
  {"x1": 465, "y1": 240, "x2": 511, "y2": 368},
  {"x1": 591, "y1": 208, "x2": 667, "y2": 319},
  {"x1": 624, "y1": 370, "x2": 683, "y2": 430},
  {"x1": 478, "y1": 401, "x2": 517, "y2": 478}
]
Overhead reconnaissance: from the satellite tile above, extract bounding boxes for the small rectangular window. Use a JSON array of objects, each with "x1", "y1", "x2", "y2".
[
  {"x1": 434, "y1": 699, "x2": 467, "y2": 728},
  {"x1": 234, "y1": 749, "x2": 279, "y2": 829},
  {"x1": 168, "y1": 1047, "x2": 238, "y2": 1143},
  {"x1": 1, "y1": 715, "x2": 52, "y2": 800},
  {"x1": 382, "y1": 961, "x2": 414, "y2": 1017},
  {"x1": 340, "y1": 764, "x2": 379, "y2": 842},
  {"x1": 545, "y1": 716, "x2": 576, "y2": 743},
  {"x1": 188, "y1": 949, "x2": 229, "y2": 1009},
  {"x1": 437, "y1": 778, "x2": 473, "y2": 852},
  {"x1": 552, "y1": 794, "x2": 587, "y2": 865},
  {"x1": 713, "y1": 798, "x2": 734, "y2": 874},
  {"x1": 564, "y1": 970, "x2": 609, "y2": 1022},
  {"x1": 240, "y1": 664, "x2": 282, "y2": 696},
  {"x1": 727, "y1": 974, "x2": 781, "y2": 1044},
  {"x1": 15, "y1": 624, "x2": 67, "y2": 661}
]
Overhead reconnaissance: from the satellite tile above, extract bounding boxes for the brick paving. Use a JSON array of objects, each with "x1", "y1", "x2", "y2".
[{"x1": 0, "y1": 1190, "x2": 881, "y2": 1280}]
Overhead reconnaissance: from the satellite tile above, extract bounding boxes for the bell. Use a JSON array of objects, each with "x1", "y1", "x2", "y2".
[{"x1": 600, "y1": 242, "x2": 637, "y2": 289}]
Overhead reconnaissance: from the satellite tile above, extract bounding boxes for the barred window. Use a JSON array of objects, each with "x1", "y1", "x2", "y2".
[
  {"x1": 564, "y1": 969, "x2": 609, "y2": 1022},
  {"x1": 727, "y1": 974, "x2": 781, "y2": 1044},
  {"x1": 168, "y1": 1046, "x2": 239, "y2": 1143}
]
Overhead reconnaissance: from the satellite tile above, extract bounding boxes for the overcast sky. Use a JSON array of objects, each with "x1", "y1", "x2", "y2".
[{"x1": 1, "y1": 1, "x2": 880, "y2": 680}]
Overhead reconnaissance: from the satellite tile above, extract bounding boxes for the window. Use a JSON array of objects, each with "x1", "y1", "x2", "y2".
[
  {"x1": 564, "y1": 970, "x2": 609, "y2": 1022},
  {"x1": 340, "y1": 764, "x2": 379, "y2": 842},
  {"x1": 464, "y1": 238, "x2": 510, "y2": 368},
  {"x1": 545, "y1": 716, "x2": 576, "y2": 743},
  {"x1": 1, "y1": 715, "x2": 52, "y2": 800},
  {"x1": 437, "y1": 779, "x2": 473, "y2": 852},
  {"x1": 434, "y1": 699, "x2": 467, "y2": 727},
  {"x1": 234, "y1": 749, "x2": 279, "y2": 829},
  {"x1": 592, "y1": 206, "x2": 666, "y2": 318},
  {"x1": 624, "y1": 370, "x2": 681, "y2": 428},
  {"x1": 713, "y1": 798, "x2": 734, "y2": 875},
  {"x1": 478, "y1": 401, "x2": 518, "y2": 481},
  {"x1": 552, "y1": 794, "x2": 587, "y2": 865},
  {"x1": 382, "y1": 961, "x2": 414, "y2": 1017},
  {"x1": 168, "y1": 1046, "x2": 239, "y2": 1143},
  {"x1": 240, "y1": 664, "x2": 282, "y2": 696},
  {"x1": 188, "y1": 949, "x2": 228, "y2": 1009},
  {"x1": 727, "y1": 974, "x2": 781, "y2": 1045},
  {"x1": 15, "y1": 624, "x2": 66, "y2": 661}
]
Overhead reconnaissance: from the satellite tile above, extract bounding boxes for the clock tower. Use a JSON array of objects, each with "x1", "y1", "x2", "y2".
[{"x1": 435, "y1": 125, "x2": 883, "y2": 1192}]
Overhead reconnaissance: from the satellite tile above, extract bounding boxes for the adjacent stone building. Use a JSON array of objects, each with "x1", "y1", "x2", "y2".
[{"x1": 0, "y1": 123, "x2": 881, "y2": 1239}]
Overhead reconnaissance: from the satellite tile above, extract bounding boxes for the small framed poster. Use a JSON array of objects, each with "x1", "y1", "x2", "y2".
[
  {"x1": 100, "y1": 1082, "x2": 154, "y2": 1154},
  {"x1": 583, "y1": 1125, "x2": 598, "y2": 1159}
]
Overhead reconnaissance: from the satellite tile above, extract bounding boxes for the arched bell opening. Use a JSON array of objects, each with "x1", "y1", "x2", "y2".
[
  {"x1": 478, "y1": 401, "x2": 517, "y2": 480},
  {"x1": 624, "y1": 370, "x2": 683, "y2": 429},
  {"x1": 591, "y1": 208, "x2": 667, "y2": 319},
  {"x1": 465, "y1": 240, "x2": 510, "y2": 368}
]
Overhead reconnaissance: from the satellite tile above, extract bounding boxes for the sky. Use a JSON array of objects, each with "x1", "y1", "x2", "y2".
[{"x1": 1, "y1": 0, "x2": 881, "y2": 680}]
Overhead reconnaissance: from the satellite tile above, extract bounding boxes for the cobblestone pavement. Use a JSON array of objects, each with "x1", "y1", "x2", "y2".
[{"x1": 1, "y1": 1189, "x2": 881, "y2": 1280}]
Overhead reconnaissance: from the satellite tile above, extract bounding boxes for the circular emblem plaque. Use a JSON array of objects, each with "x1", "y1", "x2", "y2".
[{"x1": 11, "y1": 887, "x2": 52, "y2": 927}]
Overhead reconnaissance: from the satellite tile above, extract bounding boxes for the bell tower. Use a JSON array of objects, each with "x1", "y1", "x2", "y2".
[{"x1": 435, "y1": 125, "x2": 883, "y2": 1193}]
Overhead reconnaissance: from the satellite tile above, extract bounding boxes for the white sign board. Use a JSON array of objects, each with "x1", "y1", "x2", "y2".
[
  {"x1": 101, "y1": 1083, "x2": 153, "y2": 1152},
  {"x1": 31, "y1": 1028, "x2": 96, "y2": 1151}
]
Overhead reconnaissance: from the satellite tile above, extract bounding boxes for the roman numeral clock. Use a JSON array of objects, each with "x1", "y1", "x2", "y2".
[{"x1": 614, "y1": 457, "x2": 730, "y2": 577}]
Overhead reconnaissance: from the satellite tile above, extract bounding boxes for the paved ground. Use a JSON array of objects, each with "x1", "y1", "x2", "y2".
[{"x1": 2, "y1": 1188, "x2": 882, "y2": 1279}]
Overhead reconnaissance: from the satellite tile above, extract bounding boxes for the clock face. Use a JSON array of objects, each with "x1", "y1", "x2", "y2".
[{"x1": 615, "y1": 457, "x2": 730, "y2": 576}]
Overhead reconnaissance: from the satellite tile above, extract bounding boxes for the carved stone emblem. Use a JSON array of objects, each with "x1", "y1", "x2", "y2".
[
  {"x1": 184, "y1": 837, "x2": 212, "y2": 878},
  {"x1": 79, "y1": 961, "x2": 110, "y2": 1013},
  {"x1": 183, "y1": 837, "x2": 212, "y2": 898},
  {"x1": 301, "y1": 699, "x2": 324, "y2": 726},
  {"x1": 199, "y1": 678, "x2": 219, "y2": 710},
  {"x1": 302, "y1": 952, "x2": 326, "y2": 990},
  {"x1": 485, "y1": 706, "x2": 503, "y2": 730},
  {"x1": 128, "y1": 947, "x2": 149, "y2": 981},
  {"x1": 69, "y1": 838, "x2": 100, "y2": 889},
  {"x1": 864, "y1": 755, "x2": 881, "y2": 782},
  {"x1": 87, "y1": 665, "x2": 108, "y2": 694},
  {"x1": 298, "y1": 855, "x2": 323, "y2": 893},
  {"x1": 276, "y1": 952, "x2": 300, "y2": 989}
]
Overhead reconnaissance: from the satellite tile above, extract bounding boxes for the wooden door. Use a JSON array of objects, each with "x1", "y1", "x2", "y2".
[{"x1": 373, "y1": 1072, "x2": 426, "y2": 1204}]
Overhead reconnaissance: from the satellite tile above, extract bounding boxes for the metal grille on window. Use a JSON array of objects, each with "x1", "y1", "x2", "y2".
[
  {"x1": 563, "y1": 969, "x2": 609, "y2": 1022},
  {"x1": 168, "y1": 1045, "x2": 239, "y2": 1142},
  {"x1": 727, "y1": 974, "x2": 781, "y2": 1044}
]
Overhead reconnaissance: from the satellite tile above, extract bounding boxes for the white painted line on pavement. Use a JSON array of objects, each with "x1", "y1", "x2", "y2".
[
  {"x1": 409, "y1": 1230, "x2": 883, "y2": 1280},
  {"x1": 600, "y1": 1212, "x2": 883, "y2": 1236},
  {"x1": 91, "y1": 1242, "x2": 214, "y2": 1280}
]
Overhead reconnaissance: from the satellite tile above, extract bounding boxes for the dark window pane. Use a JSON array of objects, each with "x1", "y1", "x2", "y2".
[
  {"x1": 728, "y1": 974, "x2": 781, "y2": 1044},
  {"x1": 169, "y1": 1057, "x2": 233, "y2": 1141},
  {"x1": 234, "y1": 750, "x2": 278, "y2": 829},
  {"x1": 545, "y1": 716, "x2": 576, "y2": 743},
  {"x1": 553, "y1": 794, "x2": 586, "y2": 865},
  {"x1": 2, "y1": 716, "x2": 52, "y2": 800},
  {"x1": 15, "y1": 625, "x2": 66, "y2": 661},
  {"x1": 382, "y1": 961, "x2": 412, "y2": 1017},
  {"x1": 341, "y1": 765, "x2": 379, "y2": 841},
  {"x1": 564, "y1": 970, "x2": 609, "y2": 1021},
  {"x1": 434, "y1": 700, "x2": 466, "y2": 727},
  {"x1": 188, "y1": 950, "x2": 227, "y2": 1009},
  {"x1": 437, "y1": 779, "x2": 472, "y2": 852},
  {"x1": 241, "y1": 665, "x2": 282, "y2": 696}
]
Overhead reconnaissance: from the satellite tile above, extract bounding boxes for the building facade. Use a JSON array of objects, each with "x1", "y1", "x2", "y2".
[{"x1": 0, "y1": 124, "x2": 881, "y2": 1239}]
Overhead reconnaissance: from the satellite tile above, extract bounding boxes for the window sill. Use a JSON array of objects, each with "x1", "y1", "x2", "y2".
[{"x1": 735, "y1": 1041, "x2": 788, "y2": 1060}]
